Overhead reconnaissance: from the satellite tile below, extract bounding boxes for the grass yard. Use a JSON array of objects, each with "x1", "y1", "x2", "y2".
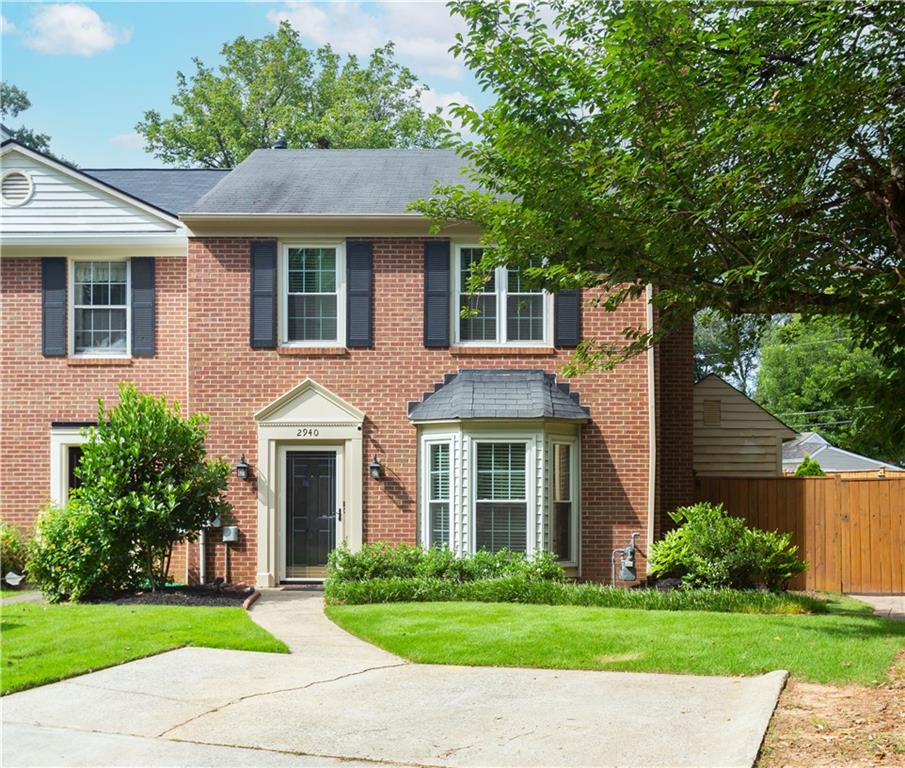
[
  {"x1": 327, "y1": 594, "x2": 905, "y2": 685},
  {"x1": 1, "y1": 602, "x2": 288, "y2": 695}
]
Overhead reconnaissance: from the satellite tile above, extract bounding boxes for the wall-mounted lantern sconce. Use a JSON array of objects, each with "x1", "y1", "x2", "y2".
[
  {"x1": 368, "y1": 455, "x2": 384, "y2": 480},
  {"x1": 236, "y1": 454, "x2": 252, "y2": 481}
]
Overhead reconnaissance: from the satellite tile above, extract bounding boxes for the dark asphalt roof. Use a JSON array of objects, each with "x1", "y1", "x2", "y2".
[
  {"x1": 408, "y1": 370, "x2": 591, "y2": 422},
  {"x1": 185, "y1": 148, "x2": 474, "y2": 215},
  {"x1": 83, "y1": 168, "x2": 231, "y2": 216}
]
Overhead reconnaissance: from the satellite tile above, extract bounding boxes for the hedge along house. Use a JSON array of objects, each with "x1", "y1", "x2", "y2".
[{"x1": 1, "y1": 140, "x2": 693, "y2": 586}]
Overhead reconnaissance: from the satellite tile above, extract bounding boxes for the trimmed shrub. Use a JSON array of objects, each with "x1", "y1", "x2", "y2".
[
  {"x1": 0, "y1": 521, "x2": 30, "y2": 577},
  {"x1": 327, "y1": 544, "x2": 565, "y2": 584},
  {"x1": 794, "y1": 455, "x2": 826, "y2": 477},
  {"x1": 324, "y1": 576, "x2": 824, "y2": 615},
  {"x1": 649, "y1": 502, "x2": 807, "y2": 590},
  {"x1": 27, "y1": 502, "x2": 139, "y2": 602}
]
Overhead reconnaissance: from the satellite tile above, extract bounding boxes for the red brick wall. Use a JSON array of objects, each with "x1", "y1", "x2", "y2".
[
  {"x1": 0, "y1": 257, "x2": 188, "y2": 555},
  {"x1": 187, "y1": 237, "x2": 690, "y2": 584}
]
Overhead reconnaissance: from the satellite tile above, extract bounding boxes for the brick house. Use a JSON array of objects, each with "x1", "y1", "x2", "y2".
[{"x1": 0, "y1": 138, "x2": 693, "y2": 587}]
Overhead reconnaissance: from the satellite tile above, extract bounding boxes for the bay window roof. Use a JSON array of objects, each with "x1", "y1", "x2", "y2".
[{"x1": 408, "y1": 370, "x2": 590, "y2": 422}]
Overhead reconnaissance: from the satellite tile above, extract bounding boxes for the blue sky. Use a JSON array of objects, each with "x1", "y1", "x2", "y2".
[{"x1": 1, "y1": 1, "x2": 487, "y2": 168}]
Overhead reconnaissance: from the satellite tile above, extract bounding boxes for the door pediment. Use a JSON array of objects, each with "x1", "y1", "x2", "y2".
[{"x1": 255, "y1": 378, "x2": 364, "y2": 425}]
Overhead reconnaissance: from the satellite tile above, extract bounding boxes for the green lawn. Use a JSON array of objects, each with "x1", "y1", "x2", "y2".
[
  {"x1": 1, "y1": 602, "x2": 288, "y2": 695},
  {"x1": 327, "y1": 594, "x2": 905, "y2": 685}
]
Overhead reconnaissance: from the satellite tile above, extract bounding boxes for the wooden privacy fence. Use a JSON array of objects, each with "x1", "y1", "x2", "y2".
[{"x1": 694, "y1": 476, "x2": 905, "y2": 593}]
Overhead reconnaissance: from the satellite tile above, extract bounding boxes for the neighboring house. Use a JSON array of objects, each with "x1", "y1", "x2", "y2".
[
  {"x1": 693, "y1": 374, "x2": 796, "y2": 477},
  {"x1": 782, "y1": 432, "x2": 904, "y2": 476},
  {"x1": 0, "y1": 138, "x2": 693, "y2": 586}
]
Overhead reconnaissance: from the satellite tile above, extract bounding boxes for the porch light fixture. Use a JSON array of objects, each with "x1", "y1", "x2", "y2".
[
  {"x1": 235, "y1": 454, "x2": 252, "y2": 481},
  {"x1": 369, "y1": 455, "x2": 384, "y2": 480}
]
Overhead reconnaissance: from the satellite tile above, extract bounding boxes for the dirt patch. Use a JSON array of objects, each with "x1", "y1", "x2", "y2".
[
  {"x1": 100, "y1": 586, "x2": 254, "y2": 608},
  {"x1": 758, "y1": 655, "x2": 905, "y2": 767},
  {"x1": 594, "y1": 652, "x2": 643, "y2": 664}
]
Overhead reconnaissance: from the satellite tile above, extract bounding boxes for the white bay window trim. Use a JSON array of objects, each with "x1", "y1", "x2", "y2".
[
  {"x1": 420, "y1": 436, "x2": 455, "y2": 549},
  {"x1": 452, "y1": 244, "x2": 553, "y2": 346},
  {"x1": 50, "y1": 425, "x2": 89, "y2": 506},
  {"x1": 68, "y1": 257, "x2": 131, "y2": 358},
  {"x1": 550, "y1": 437, "x2": 580, "y2": 567},
  {"x1": 280, "y1": 242, "x2": 346, "y2": 347}
]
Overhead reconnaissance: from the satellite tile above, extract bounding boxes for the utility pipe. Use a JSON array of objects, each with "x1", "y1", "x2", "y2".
[
  {"x1": 645, "y1": 284, "x2": 657, "y2": 561},
  {"x1": 199, "y1": 529, "x2": 207, "y2": 585}
]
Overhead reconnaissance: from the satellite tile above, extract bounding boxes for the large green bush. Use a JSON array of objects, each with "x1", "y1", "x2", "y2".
[
  {"x1": 324, "y1": 576, "x2": 824, "y2": 615},
  {"x1": 649, "y1": 502, "x2": 807, "y2": 590},
  {"x1": 28, "y1": 383, "x2": 231, "y2": 601},
  {"x1": 327, "y1": 543, "x2": 565, "y2": 584},
  {"x1": 0, "y1": 521, "x2": 30, "y2": 578},
  {"x1": 27, "y1": 503, "x2": 138, "y2": 602}
]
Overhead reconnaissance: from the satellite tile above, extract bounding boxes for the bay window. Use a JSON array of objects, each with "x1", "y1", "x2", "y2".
[
  {"x1": 426, "y1": 442, "x2": 451, "y2": 547},
  {"x1": 474, "y1": 442, "x2": 528, "y2": 553}
]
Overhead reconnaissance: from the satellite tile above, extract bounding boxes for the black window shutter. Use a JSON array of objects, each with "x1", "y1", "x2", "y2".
[
  {"x1": 423, "y1": 240, "x2": 451, "y2": 347},
  {"x1": 131, "y1": 257, "x2": 156, "y2": 356},
  {"x1": 346, "y1": 240, "x2": 373, "y2": 347},
  {"x1": 42, "y1": 258, "x2": 67, "y2": 356},
  {"x1": 250, "y1": 240, "x2": 277, "y2": 348},
  {"x1": 554, "y1": 290, "x2": 581, "y2": 347}
]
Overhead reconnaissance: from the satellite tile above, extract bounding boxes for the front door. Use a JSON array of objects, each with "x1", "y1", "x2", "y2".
[{"x1": 285, "y1": 450, "x2": 337, "y2": 579}]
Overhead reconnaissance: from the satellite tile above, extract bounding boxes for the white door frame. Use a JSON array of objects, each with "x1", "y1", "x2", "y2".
[{"x1": 278, "y1": 443, "x2": 344, "y2": 581}]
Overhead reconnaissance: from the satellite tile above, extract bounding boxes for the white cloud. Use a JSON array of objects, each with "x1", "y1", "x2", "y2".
[
  {"x1": 24, "y1": 4, "x2": 131, "y2": 56},
  {"x1": 110, "y1": 131, "x2": 144, "y2": 151},
  {"x1": 267, "y1": 1, "x2": 466, "y2": 80},
  {"x1": 1, "y1": 16, "x2": 15, "y2": 34}
]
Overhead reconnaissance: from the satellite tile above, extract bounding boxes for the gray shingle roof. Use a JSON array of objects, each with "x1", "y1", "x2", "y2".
[
  {"x1": 83, "y1": 169, "x2": 231, "y2": 216},
  {"x1": 184, "y1": 148, "x2": 474, "y2": 215},
  {"x1": 408, "y1": 370, "x2": 590, "y2": 422},
  {"x1": 782, "y1": 432, "x2": 903, "y2": 472}
]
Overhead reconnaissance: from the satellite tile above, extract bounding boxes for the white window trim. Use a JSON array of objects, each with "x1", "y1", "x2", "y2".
[
  {"x1": 50, "y1": 426, "x2": 89, "y2": 506},
  {"x1": 420, "y1": 436, "x2": 455, "y2": 549},
  {"x1": 452, "y1": 243, "x2": 553, "y2": 347},
  {"x1": 470, "y1": 437, "x2": 535, "y2": 556},
  {"x1": 280, "y1": 242, "x2": 346, "y2": 347},
  {"x1": 68, "y1": 257, "x2": 131, "y2": 358},
  {"x1": 551, "y1": 437, "x2": 580, "y2": 567}
]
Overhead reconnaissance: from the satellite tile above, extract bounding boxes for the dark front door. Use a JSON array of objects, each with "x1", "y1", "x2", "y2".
[{"x1": 286, "y1": 451, "x2": 337, "y2": 577}]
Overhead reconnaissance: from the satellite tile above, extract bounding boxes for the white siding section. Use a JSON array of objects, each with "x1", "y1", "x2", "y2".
[{"x1": 0, "y1": 150, "x2": 179, "y2": 237}]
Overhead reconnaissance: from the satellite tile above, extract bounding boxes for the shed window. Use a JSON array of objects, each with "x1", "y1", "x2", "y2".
[
  {"x1": 475, "y1": 442, "x2": 528, "y2": 553},
  {"x1": 703, "y1": 398, "x2": 722, "y2": 426}
]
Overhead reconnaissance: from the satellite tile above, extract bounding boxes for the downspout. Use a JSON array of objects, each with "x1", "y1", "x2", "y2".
[
  {"x1": 199, "y1": 529, "x2": 207, "y2": 585},
  {"x1": 645, "y1": 284, "x2": 657, "y2": 556}
]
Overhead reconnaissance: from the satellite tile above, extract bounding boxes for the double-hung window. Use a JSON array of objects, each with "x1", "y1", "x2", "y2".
[
  {"x1": 474, "y1": 442, "x2": 528, "y2": 553},
  {"x1": 71, "y1": 260, "x2": 129, "y2": 356},
  {"x1": 282, "y1": 244, "x2": 345, "y2": 345},
  {"x1": 426, "y1": 442, "x2": 451, "y2": 548},
  {"x1": 456, "y1": 245, "x2": 548, "y2": 345},
  {"x1": 551, "y1": 442, "x2": 576, "y2": 562}
]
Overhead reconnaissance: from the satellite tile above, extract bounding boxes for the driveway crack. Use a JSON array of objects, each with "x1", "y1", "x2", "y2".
[{"x1": 155, "y1": 661, "x2": 407, "y2": 738}]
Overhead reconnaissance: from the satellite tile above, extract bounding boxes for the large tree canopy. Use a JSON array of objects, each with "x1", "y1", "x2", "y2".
[
  {"x1": 416, "y1": 1, "x2": 904, "y2": 376},
  {"x1": 137, "y1": 22, "x2": 447, "y2": 167},
  {"x1": 757, "y1": 316, "x2": 903, "y2": 466},
  {"x1": 693, "y1": 310, "x2": 769, "y2": 395}
]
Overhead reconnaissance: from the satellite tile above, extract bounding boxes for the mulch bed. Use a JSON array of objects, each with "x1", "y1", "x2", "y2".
[{"x1": 101, "y1": 586, "x2": 254, "y2": 607}]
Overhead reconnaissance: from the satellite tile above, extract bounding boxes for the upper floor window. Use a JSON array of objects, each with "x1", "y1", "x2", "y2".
[
  {"x1": 281, "y1": 244, "x2": 345, "y2": 345},
  {"x1": 455, "y1": 245, "x2": 549, "y2": 345},
  {"x1": 71, "y1": 260, "x2": 129, "y2": 356}
]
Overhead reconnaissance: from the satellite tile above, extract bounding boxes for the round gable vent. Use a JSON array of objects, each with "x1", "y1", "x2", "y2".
[{"x1": 1, "y1": 170, "x2": 34, "y2": 206}]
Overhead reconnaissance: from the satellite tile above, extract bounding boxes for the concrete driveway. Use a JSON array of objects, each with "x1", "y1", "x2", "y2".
[{"x1": 2, "y1": 591, "x2": 786, "y2": 768}]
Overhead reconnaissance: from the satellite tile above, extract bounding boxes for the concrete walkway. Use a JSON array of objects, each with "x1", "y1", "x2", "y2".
[
  {"x1": 0, "y1": 590, "x2": 43, "y2": 606},
  {"x1": 850, "y1": 593, "x2": 905, "y2": 620},
  {"x1": 2, "y1": 591, "x2": 787, "y2": 768}
]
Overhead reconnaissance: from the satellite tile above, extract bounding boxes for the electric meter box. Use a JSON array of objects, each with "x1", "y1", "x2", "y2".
[{"x1": 221, "y1": 526, "x2": 239, "y2": 543}]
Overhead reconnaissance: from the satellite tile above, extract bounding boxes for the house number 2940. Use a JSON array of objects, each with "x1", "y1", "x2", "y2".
[{"x1": 297, "y1": 428, "x2": 319, "y2": 437}]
